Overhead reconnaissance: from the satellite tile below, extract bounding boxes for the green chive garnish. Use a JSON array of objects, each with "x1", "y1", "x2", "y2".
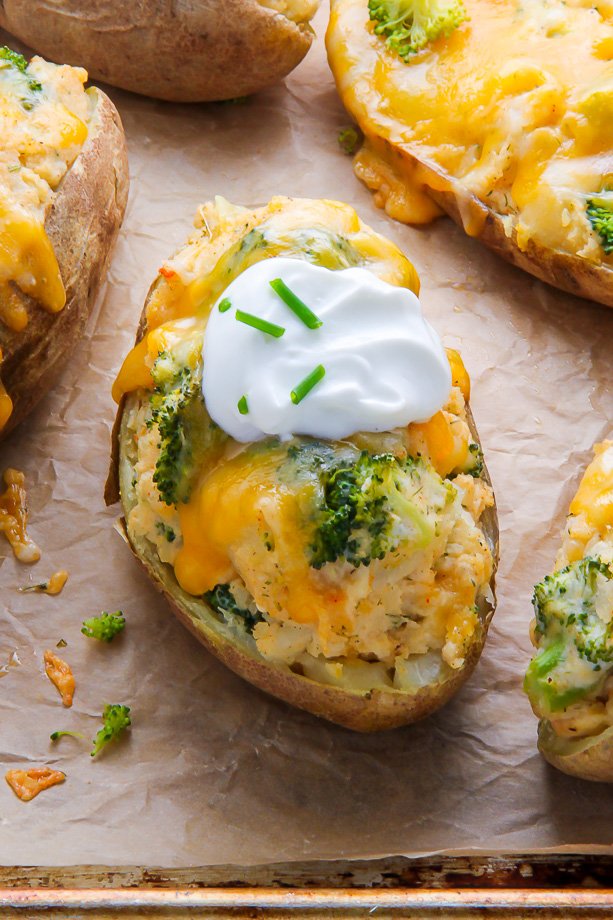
[
  {"x1": 50, "y1": 730, "x2": 85, "y2": 741},
  {"x1": 219, "y1": 298, "x2": 232, "y2": 312},
  {"x1": 235, "y1": 309, "x2": 285, "y2": 337},
  {"x1": 237, "y1": 395, "x2": 249, "y2": 415},
  {"x1": 269, "y1": 278, "x2": 322, "y2": 329},
  {"x1": 291, "y1": 365, "x2": 326, "y2": 405}
]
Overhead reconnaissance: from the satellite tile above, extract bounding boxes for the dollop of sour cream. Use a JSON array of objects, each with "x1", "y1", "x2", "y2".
[{"x1": 201, "y1": 256, "x2": 451, "y2": 442}]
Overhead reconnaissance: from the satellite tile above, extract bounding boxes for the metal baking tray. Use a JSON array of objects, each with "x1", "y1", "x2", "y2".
[{"x1": 2, "y1": 855, "x2": 613, "y2": 916}]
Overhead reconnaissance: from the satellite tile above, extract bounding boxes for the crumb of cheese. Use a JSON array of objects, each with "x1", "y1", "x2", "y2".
[
  {"x1": 0, "y1": 469, "x2": 40, "y2": 563},
  {"x1": 5, "y1": 766, "x2": 65, "y2": 801},
  {"x1": 44, "y1": 649, "x2": 74, "y2": 707},
  {"x1": 21, "y1": 569, "x2": 68, "y2": 595}
]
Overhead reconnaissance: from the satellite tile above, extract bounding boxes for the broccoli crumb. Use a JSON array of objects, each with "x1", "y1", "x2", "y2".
[
  {"x1": 81, "y1": 612, "x2": 126, "y2": 642},
  {"x1": 338, "y1": 126, "x2": 361, "y2": 155},
  {"x1": 91, "y1": 704, "x2": 131, "y2": 757}
]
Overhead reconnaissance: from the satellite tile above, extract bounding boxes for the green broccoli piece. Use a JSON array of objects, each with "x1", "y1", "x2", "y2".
[
  {"x1": 587, "y1": 195, "x2": 613, "y2": 255},
  {"x1": 50, "y1": 730, "x2": 84, "y2": 741},
  {"x1": 91, "y1": 704, "x2": 131, "y2": 757},
  {"x1": 81, "y1": 611, "x2": 126, "y2": 642},
  {"x1": 465, "y1": 441, "x2": 484, "y2": 478},
  {"x1": 310, "y1": 451, "x2": 435, "y2": 569},
  {"x1": 524, "y1": 557, "x2": 613, "y2": 715},
  {"x1": 156, "y1": 522, "x2": 176, "y2": 542},
  {"x1": 0, "y1": 46, "x2": 42, "y2": 100},
  {"x1": 147, "y1": 352, "x2": 206, "y2": 506},
  {"x1": 204, "y1": 583, "x2": 263, "y2": 633},
  {"x1": 368, "y1": 0, "x2": 468, "y2": 60},
  {"x1": 338, "y1": 127, "x2": 360, "y2": 155}
]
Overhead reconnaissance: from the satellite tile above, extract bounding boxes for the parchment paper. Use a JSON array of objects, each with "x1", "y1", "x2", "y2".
[{"x1": 1, "y1": 6, "x2": 613, "y2": 868}]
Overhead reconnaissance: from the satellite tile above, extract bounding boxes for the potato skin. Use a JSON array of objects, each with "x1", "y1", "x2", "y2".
[
  {"x1": 537, "y1": 719, "x2": 613, "y2": 783},
  {"x1": 359, "y1": 139, "x2": 613, "y2": 309},
  {"x1": 0, "y1": 1, "x2": 318, "y2": 103},
  {"x1": 0, "y1": 89, "x2": 129, "y2": 440},
  {"x1": 106, "y1": 278, "x2": 498, "y2": 732}
]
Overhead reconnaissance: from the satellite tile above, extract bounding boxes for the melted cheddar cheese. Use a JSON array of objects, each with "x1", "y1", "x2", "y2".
[
  {"x1": 0, "y1": 51, "x2": 92, "y2": 428},
  {"x1": 327, "y1": 0, "x2": 613, "y2": 260},
  {"x1": 116, "y1": 198, "x2": 494, "y2": 682}
]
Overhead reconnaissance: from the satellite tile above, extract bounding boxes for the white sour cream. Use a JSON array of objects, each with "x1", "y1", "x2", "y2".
[{"x1": 201, "y1": 256, "x2": 451, "y2": 442}]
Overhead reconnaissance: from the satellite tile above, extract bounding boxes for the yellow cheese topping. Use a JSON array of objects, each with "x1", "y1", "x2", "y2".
[
  {"x1": 327, "y1": 0, "x2": 613, "y2": 259},
  {"x1": 569, "y1": 440, "x2": 613, "y2": 532},
  {"x1": 0, "y1": 51, "x2": 91, "y2": 428}
]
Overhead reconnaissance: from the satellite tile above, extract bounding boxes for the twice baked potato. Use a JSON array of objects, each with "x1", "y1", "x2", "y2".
[
  {"x1": 0, "y1": 47, "x2": 128, "y2": 439},
  {"x1": 327, "y1": 0, "x2": 613, "y2": 306},
  {"x1": 106, "y1": 196, "x2": 498, "y2": 731},
  {"x1": 0, "y1": 1, "x2": 321, "y2": 103},
  {"x1": 525, "y1": 441, "x2": 613, "y2": 781}
]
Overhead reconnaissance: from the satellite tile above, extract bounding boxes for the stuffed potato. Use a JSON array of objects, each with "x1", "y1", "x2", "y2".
[
  {"x1": 0, "y1": 1, "x2": 321, "y2": 103},
  {"x1": 525, "y1": 441, "x2": 613, "y2": 781},
  {"x1": 0, "y1": 47, "x2": 128, "y2": 439},
  {"x1": 327, "y1": 0, "x2": 613, "y2": 306},
  {"x1": 106, "y1": 196, "x2": 498, "y2": 731}
]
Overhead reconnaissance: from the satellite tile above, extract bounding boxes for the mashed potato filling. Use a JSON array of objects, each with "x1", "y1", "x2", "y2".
[
  {"x1": 125, "y1": 382, "x2": 493, "y2": 677},
  {"x1": 0, "y1": 53, "x2": 92, "y2": 325},
  {"x1": 116, "y1": 198, "x2": 494, "y2": 688}
]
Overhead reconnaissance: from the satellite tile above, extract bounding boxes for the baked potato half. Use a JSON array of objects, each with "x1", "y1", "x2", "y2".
[
  {"x1": 525, "y1": 441, "x2": 613, "y2": 781},
  {"x1": 327, "y1": 0, "x2": 613, "y2": 307},
  {"x1": 0, "y1": 1, "x2": 321, "y2": 103},
  {"x1": 0, "y1": 48, "x2": 128, "y2": 439},
  {"x1": 106, "y1": 196, "x2": 498, "y2": 731}
]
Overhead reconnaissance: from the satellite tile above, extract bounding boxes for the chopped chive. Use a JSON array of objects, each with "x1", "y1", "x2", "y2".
[
  {"x1": 235, "y1": 309, "x2": 285, "y2": 338},
  {"x1": 219, "y1": 298, "x2": 232, "y2": 313},
  {"x1": 291, "y1": 365, "x2": 326, "y2": 405},
  {"x1": 237, "y1": 395, "x2": 249, "y2": 415},
  {"x1": 269, "y1": 278, "x2": 322, "y2": 329},
  {"x1": 50, "y1": 730, "x2": 85, "y2": 741}
]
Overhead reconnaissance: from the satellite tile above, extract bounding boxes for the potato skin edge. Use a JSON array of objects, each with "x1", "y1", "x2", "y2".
[
  {"x1": 537, "y1": 719, "x2": 613, "y2": 783},
  {"x1": 0, "y1": 88, "x2": 129, "y2": 440},
  {"x1": 359, "y1": 137, "x2": 613, "y2": 308},
  {"x1": 0, "y1": 2, "x2": 317, "y2": 102}
]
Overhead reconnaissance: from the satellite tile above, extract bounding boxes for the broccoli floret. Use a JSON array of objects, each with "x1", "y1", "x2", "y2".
[
  {"x1": 0, "y1": 46, "x2": 42, "y2": 100},
  {"x1": 524, "y1": 557, "x2": 613, "y2": 714},
  {"x1": 368, "y1": 0, "x2": 468, "y2": 60},
  {"x1": 148, "y1": 352, "x2": 206, "y2": 506},
  {"x1": 81, "y1": 611, "x2": 126, "y2": 642},
  {"x1": 310, "y1": 451, "x2": 435, "y2": 569},
  {"x1": 587, "y1": 196, "x2": 613, "y2": 255},
  {"x1": 50, "y1": 730, "x2": 84, "y2": 741},
  {"x1": 91, "y1": 704, "x2": 131, "y2": 757},
  {"x1": 204, "y1": 583, "x2": 263, "y2": 633}
]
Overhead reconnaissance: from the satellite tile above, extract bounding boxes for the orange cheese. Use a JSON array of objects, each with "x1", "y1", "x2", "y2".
[
  {"x1": 174, "y1": 448, "x2": 344, "y2": 626},
  {"x1": 0, "y1": 348, "x2": 13, "y2": 429},
  {"x1": 569, "y1": 441, "x2": 613, "y2": 533},
  {"x1": 327, "y1": 0, "x2": 613, "y2": 254}
]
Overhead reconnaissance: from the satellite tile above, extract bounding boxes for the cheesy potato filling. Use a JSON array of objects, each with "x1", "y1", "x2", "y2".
[
  {"x1": 527, "y1": 441, "x2": 613, "y2": 739},
  {"x1": 327, "y1": 0, "x2": 613, "y2": 261},
  {"x1": 0, "y1": 52, "x2": 92, "y2": 326},
  {"x1": 115, "y1": 198, "x2": 494, "y2": 689}
]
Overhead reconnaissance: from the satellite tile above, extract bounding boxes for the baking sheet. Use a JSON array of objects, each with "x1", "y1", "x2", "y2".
[{"x1": 2, "y1": 6, "x2": 613, "y2": 868}]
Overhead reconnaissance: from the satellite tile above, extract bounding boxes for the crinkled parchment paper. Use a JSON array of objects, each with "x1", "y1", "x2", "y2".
[{"x1": 1, "y1": 7, "x2": 613, "y2": 868}]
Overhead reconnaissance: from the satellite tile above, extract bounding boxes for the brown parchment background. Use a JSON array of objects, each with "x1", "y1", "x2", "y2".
[{"x1": 1, "y1": 6, "x2": 613, "y2": 868}]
